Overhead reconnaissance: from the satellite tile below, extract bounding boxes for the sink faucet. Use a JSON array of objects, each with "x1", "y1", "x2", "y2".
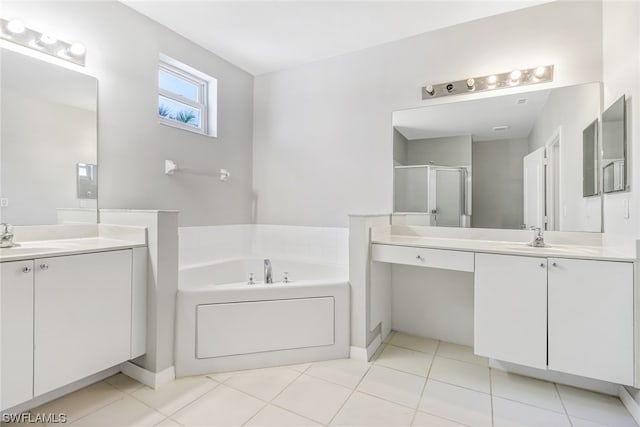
[
  {"x1": 528, "y1": 226, "x2": 546, "y2": 247},
  {"x1": 264, "y1": 259, "x2": 273, "y2": 284},
  {"x1": 0, "y1": 223, "x2": 14, "y2": 248}
]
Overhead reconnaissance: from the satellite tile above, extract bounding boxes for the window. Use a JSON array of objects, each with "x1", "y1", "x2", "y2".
[{"x1": 158, "y1": 56, "x2": 217, "y2": 136}]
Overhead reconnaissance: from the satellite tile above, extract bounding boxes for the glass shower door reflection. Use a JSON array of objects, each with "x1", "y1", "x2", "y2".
[{"x1": 432, "y1": 168, "x2": 463, "y2": 227}]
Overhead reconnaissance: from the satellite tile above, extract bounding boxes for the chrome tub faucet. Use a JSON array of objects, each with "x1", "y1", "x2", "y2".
[{"x1": 264, "y1": 259, "x2": 273, "y2": 284}]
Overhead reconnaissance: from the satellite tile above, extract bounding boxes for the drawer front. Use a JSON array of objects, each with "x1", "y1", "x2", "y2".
[{"x1": 371, "y1": 244, "x2": 474, "y2": 272}]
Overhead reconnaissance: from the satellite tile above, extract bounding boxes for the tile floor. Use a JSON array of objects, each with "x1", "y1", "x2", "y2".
[{"x1": 11, "y1": 332, "x2": 638, "y2": 427}]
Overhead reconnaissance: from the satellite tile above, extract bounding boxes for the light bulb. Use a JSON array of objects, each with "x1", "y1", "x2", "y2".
[
  {"x1": 6, "y1": 19, "x2": 25, "y2": 35},
  {"x1": 487, "y1": 75, "x2": 498, "y2": 85},
  {"x1": 534, "y1": 66, "x2": 547, "y2": 78},
  {"x1": 510, "y1": 69, "x2": 522, "y2": 82},
  {"x1": 466, "y1": 78, "x2": 475, "y2": 90},
  {"x1": 68, "y1": 42, "x2": 86, "y2": 56},
  {"x1": 39, "y1": 33, "x2": 57, "y2": 45},
  {"x1": 425, "y1": 85, "x2": 434, "y2": 96}
]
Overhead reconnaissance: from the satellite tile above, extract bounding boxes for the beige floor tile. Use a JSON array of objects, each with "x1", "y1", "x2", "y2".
[
  {"x1": 331, "y1": 391, "x2": 414, "y2": 426},
  {"x1": 104, "y1": 373, "x2": 145, "y2": 394},
  {"x1": 412, "y1": 411, "x2": 466, "y2": 427},
  {"x1": 305, "y1": 358, "x2": 371, "y2": 389},
  {"x1": 206, "y1": 371, "x2": 234, "y2": 383},
  {"x1": 272, "y1": 374, "x2": 352, "y2": 424},
  {"x1": 436, "y1": 342, "x2": 488, "y2": 366},
  {"x1": 557, "y1": 385, "x2": 637, "y2": 427},
  {"x1": 491, "y1": 370, "x2": 564, "y2": 413},
  {"x1": 569, "y1": 416, "x2": 610, "y2": 427},
  {"x1": 390, "y1": 333, "x2": 439, "y2": 354},
  {"x1": 71, "y1": 396, "x2": 165, "y2": 427},
  {"x1": 245, "y1": 404, "x2": 322, "y2": 426},
  {"x1": 371, "y1": 343, "x2": 388, "y2": 362},
  {"x1": 223, "y1": 367, "x2": 300, "y2": 401},
  {"x1": 383, "y1": 331, "x2": 396, "y2": 343},
  {"x1": 131, "y1": 376, "x2": 218, "y2": 416},
  {"x1": 357, "y1": 365, "x2": 426, "y2": 408},
  {"x1": 375, "y1": 345, "x2": 433, "y2": 377},
  {"x1": 428, "y1": 356, "x2": 490, "y2": 393},
  {"x1": 285, "y1": 363, "x2": 312, "y2": 373},
  {"x1": 492, "y1": 396, "x2": 571, "y2": 427},
  {"x1": 31, "y1": 381, "x2": 124, "y2": 424},
  {"x1": 419, "y1": 380, "x2": 492, "y2": 427},
  {"x1": 172, "y1": 384, "x2": 264, "y2": 426},
  {"x1": 154, "y1": 418, "x2": 183, "y2": 427}
]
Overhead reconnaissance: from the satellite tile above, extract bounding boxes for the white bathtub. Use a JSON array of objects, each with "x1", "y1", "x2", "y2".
[{"x1": 175, "y1": 257, "x2": 350, "y2": 376}]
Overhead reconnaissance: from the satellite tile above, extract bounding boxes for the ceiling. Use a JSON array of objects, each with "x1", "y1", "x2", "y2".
[
  {"x1": 393, "y1": 89, "x2": 552, "y2": 142},
  {"x1": 121, "y1": 1, "x2": 548, "y2": 76}
]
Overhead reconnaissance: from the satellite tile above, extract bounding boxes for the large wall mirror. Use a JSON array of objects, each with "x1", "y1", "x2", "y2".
[
  {"x1": 0, "y1": 49, "x2": 98, "y2": 225},
  {"x1": 392, "y1": 82, "x2": 602, "y2": 233}
]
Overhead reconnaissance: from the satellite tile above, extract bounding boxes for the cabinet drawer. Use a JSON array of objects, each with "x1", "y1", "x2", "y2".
[{"x1": 371, "y1": 244, "x2": 474, "y2": 272}]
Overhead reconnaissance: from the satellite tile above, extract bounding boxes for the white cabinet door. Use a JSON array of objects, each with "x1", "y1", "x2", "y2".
[
  {"x1": 34, "y1": 250, "x2": 132, "y2": 396},
  {"x1": 1, "y1": 260, "x2": 34, "y2": 410},
  {"x1": 474, "y1": 253, "x2": 547, "y2": 369},
  {"x1": 548, "y1": 258, "x2": 633, "y2": 385}
]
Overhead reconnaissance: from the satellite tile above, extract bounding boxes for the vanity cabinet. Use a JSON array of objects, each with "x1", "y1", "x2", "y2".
[
  {"x1": 34, "y1": 250, "x2": 132, "y2": 396},
  {"x1": 474, "y1": 253, "x2": 634, "y2": 386},
  {"x1": 1, "y1": 260, "x2": 35, "y2": 410},
  {"x1": 1, "y1": 248, "x2": 143, "y2": 410},
  {"x1": 474, "y1": 253, "x2": 547, "y2": 369},
  {"x1": 548, "y1": 258, "x2": 633, "y2": 385}
]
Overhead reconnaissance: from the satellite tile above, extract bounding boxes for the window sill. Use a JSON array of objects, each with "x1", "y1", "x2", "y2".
[{"x1": 159, "y1": 119, "x2": 217, "y2": 139}]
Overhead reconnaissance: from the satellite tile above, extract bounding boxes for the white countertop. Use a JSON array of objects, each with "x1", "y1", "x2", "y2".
[
  {"x1": 0, "y1": 237, "x2": 147, "y2": 262},
  {"x1": 372, "y1": 234, "x2": 637, "y2": 262},
  {"x1": 0, "y1": 224, "x2": 148, "y2": 262}
]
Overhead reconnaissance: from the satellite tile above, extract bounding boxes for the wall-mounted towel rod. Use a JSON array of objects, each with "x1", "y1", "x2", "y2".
[{"x1": 165, "y1": 159, "x2": 230, "y2": 182}]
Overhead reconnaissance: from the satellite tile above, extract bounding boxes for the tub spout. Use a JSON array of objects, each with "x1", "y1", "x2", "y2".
[{"x1": 264, "y1": 259, "x2": 273, "y2": 284}]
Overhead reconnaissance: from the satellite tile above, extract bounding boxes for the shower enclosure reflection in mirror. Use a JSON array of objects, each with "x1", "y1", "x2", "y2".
[{"x1": 392, "y1": 82, "x2": 603, "y2": 233}]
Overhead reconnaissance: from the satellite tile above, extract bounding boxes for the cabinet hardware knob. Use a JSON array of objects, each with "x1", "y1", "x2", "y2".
[
  {"x1": 22, "y1": 266, "x2": 31, "y2": 273},
  {"x1": 540, "y1": 263, "x2": 545, "y2": 268},
  {"x1": 552, "y1": 262, "x2": 558, "y2": 267},
  {"x1": 39, "y1": 263, "x2": 49, "y2": 270},
  {"x1": 416, "y1": 255, "x2": 424, "y2": 261}
]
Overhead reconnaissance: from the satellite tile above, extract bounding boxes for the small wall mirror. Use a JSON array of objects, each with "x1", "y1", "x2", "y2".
[
  {"x1": 77, "y1": 163, "x2": 97, "y2": 199},
  {"x1": 0, "y1": 48, "x2": 98, "y2": 225},
  {"x1": 602, "y1": 95, "x2": 627, "y2": 193},
  {"x1": 582, "y1": 119, "x2": 598, "y2": 197}
]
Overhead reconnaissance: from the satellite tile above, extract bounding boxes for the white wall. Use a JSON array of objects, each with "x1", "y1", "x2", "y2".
[
  {"x1": 602, "y1": 1, "x2": 640, "y2": 238},
  {"x1": 1, "y1": 94, "x2": 96, "y2": 225},
  {"x1": 253, "y1": 1, "x2": 603, "y2": 227},
  {"x1": 527, "y1": 83, "x2": 603, "y2": 232},
  {"x1": 406, "y1": 135, "x2": 472, "y2": 166},
  {"x1": 2, "y1": 1, "x2": 254, "y2": 227},
  {"x1": 472, "y1": 138, "x2": 528, "y2": 229}
]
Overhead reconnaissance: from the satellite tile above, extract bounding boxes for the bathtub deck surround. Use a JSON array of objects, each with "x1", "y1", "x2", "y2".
[
  {"x1": 0, "y1": 223, "x2": 148, "y2": 412},
  {"x1": 176, "y1": 224, "x2": 350, "y2": 376}
]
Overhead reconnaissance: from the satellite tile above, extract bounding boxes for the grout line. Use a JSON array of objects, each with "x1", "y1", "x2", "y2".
[
  {"x1": 554, "y1": 383, "x2": 576, "y2": 427},
  {"x1": 325, "y1": 360, "x2": 373, "y2": 426},
  {"x1": 410, "y1": 339, "x2": 440, "y2": 426},
  {"x1": 129, "y1": 377, "x2": 220, "y2": 419}
]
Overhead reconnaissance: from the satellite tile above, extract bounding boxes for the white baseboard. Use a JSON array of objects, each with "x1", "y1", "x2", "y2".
[
  {"x1": 120, "y1": 362, "x2": 175, "y2": 389},
  {"x1": 619, "y1": 386, "x2": 640, "y2": 425},
  {"x1": 350, "y1": 333, "x2": 382, "y2": 361}
]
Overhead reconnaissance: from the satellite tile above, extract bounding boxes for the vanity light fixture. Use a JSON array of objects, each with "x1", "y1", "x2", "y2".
[
  {"x1": 0, "y1": 17, "x2": 85, "y2": 66},
  {"x1": 422, "y1": 65, "x2": 554, "y2": 100}
]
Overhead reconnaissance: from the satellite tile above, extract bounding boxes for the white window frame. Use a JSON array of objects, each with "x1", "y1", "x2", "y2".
[{"x1": 158, "y1": 61, "x2": 209, "y2": 135}]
